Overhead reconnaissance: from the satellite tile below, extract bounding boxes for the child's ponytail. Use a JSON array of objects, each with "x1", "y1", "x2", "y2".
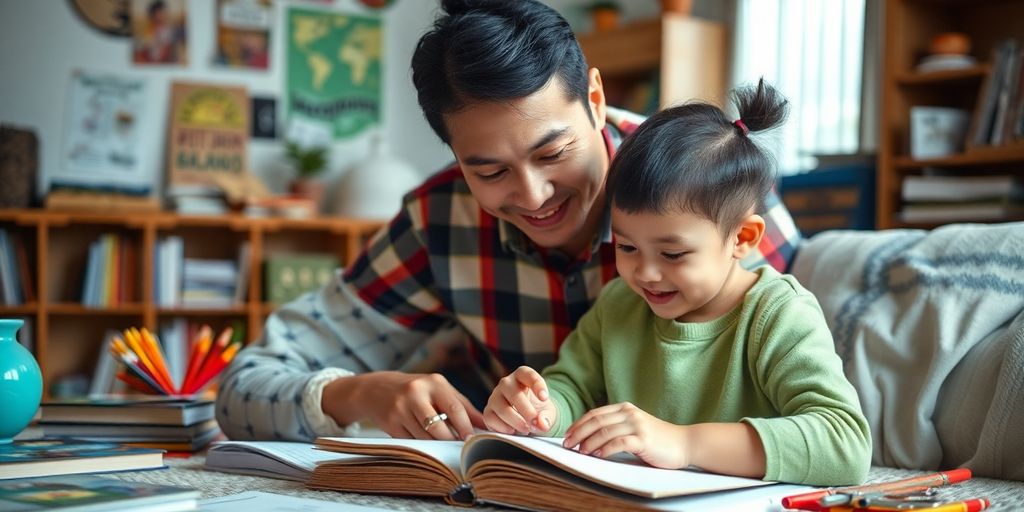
[{"x1": 731, "y1": 78, "x2": 789, "y2": 136}]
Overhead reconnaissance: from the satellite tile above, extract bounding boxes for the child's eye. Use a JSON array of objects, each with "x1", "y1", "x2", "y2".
[
  {"x1": 662, "y1": 251, "x2": 688, "y2": 261},
  {"x1": 615, "y1": 243, "x2": 636, "y2": 253}
]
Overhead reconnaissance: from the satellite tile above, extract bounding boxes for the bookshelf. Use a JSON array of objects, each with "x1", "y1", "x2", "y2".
[
  {"x1": 878, "y1": 0, "x2": 1024, "y2": 229},
  {"x1": 0, "y1": 209, "x2": 383, "y2": 398},
  {"x1": 576, "y1": 13, "x2": 727, "y2": 113}
]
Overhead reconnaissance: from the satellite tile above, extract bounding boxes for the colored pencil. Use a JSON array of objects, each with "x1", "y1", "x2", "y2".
[
  {"x1": 181, "y1": 325, "x2": 213, "y2": 396},
  {"x1": 108, "y1": 324, "x2": 239, "y2": 396},
  {"x1": 188, "y1": 341, "x2": 242, "y2": 393},
  {"x1": 184, "y1": 327, "x2": 232, "y2": 394}
]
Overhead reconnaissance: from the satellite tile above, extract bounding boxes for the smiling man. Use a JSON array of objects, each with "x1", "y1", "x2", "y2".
[{"x1": 216, "y1": 0, "x2": 801, "y2": 443}]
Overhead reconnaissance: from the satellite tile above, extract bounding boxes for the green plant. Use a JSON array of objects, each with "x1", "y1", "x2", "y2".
[{"x1": 285, "y1": 141, "x2": 328, "y2": 179}]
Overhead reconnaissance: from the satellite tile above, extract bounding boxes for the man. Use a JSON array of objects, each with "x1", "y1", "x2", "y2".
[{"x1": 216, "y1": 0, "x2": 800, "y2": 442}]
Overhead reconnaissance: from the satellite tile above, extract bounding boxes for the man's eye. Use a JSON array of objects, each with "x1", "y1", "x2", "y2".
[
  {"x1": 479, "y1": 169, "x2": 507, "y2": 180},
  {"x1": 540, "y1": 147, "x2": 566, "y2": 161},
  {"x1": 615, "y1": 243, "x2": 636, "y2": 253}
]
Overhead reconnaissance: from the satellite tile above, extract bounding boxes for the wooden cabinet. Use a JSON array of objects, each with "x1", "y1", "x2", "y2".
[
  {"x1": 877, "y1": 0, "x2": 1024, "y2": 229},
  {"x1": 0, "y1": 209, "x2": 382, "y2": 397},
  {"x1": 577, "y1": 13, "x2": 727, "y2": 111}
]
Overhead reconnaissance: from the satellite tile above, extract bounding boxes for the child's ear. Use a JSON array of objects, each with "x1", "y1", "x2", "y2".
[{"x1": 732, "y1": 214, "x2": 765, "y2": 259}]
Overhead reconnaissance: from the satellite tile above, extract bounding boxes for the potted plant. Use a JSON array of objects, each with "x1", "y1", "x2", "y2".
[
  {"x1": 285, "y1": 141, "x2": 328, "y2": 212},
  {"x1": 589, "y1": 1, "x2": 620, "y2": 32}
]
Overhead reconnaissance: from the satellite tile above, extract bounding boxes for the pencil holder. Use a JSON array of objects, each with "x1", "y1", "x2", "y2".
[{"x1": 0, "y1": 319, "x2": 42, "y2": 443}]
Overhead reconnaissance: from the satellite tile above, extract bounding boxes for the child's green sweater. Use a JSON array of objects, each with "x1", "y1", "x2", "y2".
[{"x1": 542, "y1": 266, "x2": 871, "y2": 486}]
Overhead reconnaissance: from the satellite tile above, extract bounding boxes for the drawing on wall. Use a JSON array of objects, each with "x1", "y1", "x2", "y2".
[
  {"x1": 285, "y1": 6, "x2": 381, "y2": 140},
  {"x1": 131, "y1": 0, "x2": 188, "y2": 65},
  {"x1": 214, "y1": 0, "x2": 271, "y2": 70},
  {"x1": 57, "y1": 70, "x2": 152, "y2": 193}
]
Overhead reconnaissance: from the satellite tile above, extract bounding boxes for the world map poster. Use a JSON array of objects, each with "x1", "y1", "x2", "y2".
[{"x1": 285, "y1": 7, "x2": 381, "y2": 140}]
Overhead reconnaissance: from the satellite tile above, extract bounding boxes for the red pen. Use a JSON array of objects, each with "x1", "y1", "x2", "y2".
[
  {"x1": 781, "y1": 468, "x2": 972, "y2": 510},
  {"x1": 827, "y1": 497, "x2": 990, "y2": 512}
]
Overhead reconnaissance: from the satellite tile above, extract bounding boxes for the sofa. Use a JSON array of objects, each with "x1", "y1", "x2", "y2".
[{"x1": 790, "y1": 222, "x2": 1024, "y2": 509}]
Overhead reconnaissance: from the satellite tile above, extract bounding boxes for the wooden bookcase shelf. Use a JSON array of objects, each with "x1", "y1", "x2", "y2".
[
  {"x1": 577, "y1": 13, "x2": 727, "y2": 111},
  {"x1": 0, "y1": 208, "x2": 383, "y2": 397},
  {"x1": 877, "y1": 0, "x2": 1024, "y2": 228}
]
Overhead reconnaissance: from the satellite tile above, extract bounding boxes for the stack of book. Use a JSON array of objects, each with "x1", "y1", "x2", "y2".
[
  {"x1": 38, "y1": 397, "x2": 219, "y2": 452},
  {"x1": 899, "y1": 174, "x2": 1024, "y2": 223}
]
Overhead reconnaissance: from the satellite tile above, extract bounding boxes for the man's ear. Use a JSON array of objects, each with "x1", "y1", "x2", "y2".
[
  {"x1": 587, "y1": 67, "x2": 607, "y2": 130},
  {"x1": 733, "y1": 214, "x2": 765, "y2": 259}
]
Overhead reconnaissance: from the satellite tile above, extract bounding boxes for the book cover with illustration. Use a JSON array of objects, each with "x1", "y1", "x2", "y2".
[
  {"x1": 0, "y1": 474, "x2": 196, "y2": 511},
  {"x1": 0, "y1": 439, "x2": 164, "y2": 480}
]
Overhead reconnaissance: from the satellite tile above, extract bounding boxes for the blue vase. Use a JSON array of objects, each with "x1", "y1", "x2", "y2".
[{"x1": 0, "y1": 319, "x2": 42, "y2": 443}]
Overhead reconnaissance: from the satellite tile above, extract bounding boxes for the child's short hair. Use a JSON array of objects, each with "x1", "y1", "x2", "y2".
[{"x1": 606, "y1": 79, "x2": 789, "y2": 235}]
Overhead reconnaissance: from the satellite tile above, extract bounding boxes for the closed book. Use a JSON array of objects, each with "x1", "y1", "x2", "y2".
[
  {"x1": 0, "y1": 439, "x2": 164, "y2": 480},
  {"x1": 40, "y1": 397, "x2": 215, "y2": 427},
  {"x1": 307, "y1": 433, "x2": 811, "y2": 511},
  {"x1": 41, "y1": 418, "x2": 219, "y2": 440},
  {"x1": 263, "y1": 254, "x2": 339, "y2": 304},
  {"x1": 0, "y1": 474, "x2": 197, "y2": 511},
  {"x1": 902, "y1": 175, "x2": 1023, "y2": 202}
]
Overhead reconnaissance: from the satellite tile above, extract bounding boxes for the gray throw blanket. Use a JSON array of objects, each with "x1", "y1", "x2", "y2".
[{"x1": 790, "y1": 222, "x2": 1024, "y2": 480}]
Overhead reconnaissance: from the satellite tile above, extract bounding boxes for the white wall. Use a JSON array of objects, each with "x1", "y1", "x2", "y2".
[
  {"x1": 0, "y1": 0, "x2": 449, "y2": 200},
  {"x1": 0, "y1": 0, "x2": 725, "y2": 202}
]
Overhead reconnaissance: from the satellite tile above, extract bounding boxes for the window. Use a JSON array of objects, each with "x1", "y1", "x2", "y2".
[{"x1": 732, "y1": 0, "x2": 867, "y2": 174}]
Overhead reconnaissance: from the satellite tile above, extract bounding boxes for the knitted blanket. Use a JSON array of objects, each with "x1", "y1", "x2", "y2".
[{"x1": 790, "y1": 222, "x2": 1024, "y2": 480}]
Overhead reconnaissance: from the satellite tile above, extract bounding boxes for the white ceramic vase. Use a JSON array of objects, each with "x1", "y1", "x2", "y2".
[{"x1": 335, "y1": 135, "x2": 421, "y2": 220}]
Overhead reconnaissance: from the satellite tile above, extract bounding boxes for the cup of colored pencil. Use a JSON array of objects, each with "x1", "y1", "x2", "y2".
[{"x1": 109, "y1": 326, "x2": 241, "y2": 396}]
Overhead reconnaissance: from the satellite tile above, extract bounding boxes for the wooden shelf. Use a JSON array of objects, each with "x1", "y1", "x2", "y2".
[
  {"x1": 894, "y1": 65, "x2": 990, "y2": 85},
  {"x1": 0, "y1": 209, "x2": 384, "y2": 397},
  {"x1": 156, "y1": 307, "x2": 249, "y2": 316},
  {"x1": 576, "y1": 14, "x2": 727, "y2": 109},
  {"x1": 47, "y1": 303, "x2": 146, "y2": 315},
  {"x1": 893, "y1": 144, "x2": 1024, "y2": 170},
  {"x1": 0, "y1": 304, "x2": 39, "y2": 315}
]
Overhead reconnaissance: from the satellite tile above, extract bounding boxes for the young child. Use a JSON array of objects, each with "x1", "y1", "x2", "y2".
[{"x1": 482, "y1": 80, "x2": 871, "y2": 486}]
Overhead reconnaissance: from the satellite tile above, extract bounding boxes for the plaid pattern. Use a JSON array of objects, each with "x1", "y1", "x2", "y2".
[{"x1": 344, "y1": 107, "x2": 802, "y2": 378}]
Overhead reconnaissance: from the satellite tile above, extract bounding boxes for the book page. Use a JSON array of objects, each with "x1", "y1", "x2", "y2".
[
  {"x1": 316, "y1": 437, "x2": 463, "y2": 480},
  {"x1": 462, "y1": 433, "x2": 773, "y2": 499},
  {"x1": 206, "y1": 441, "x2": 365, "y2": 481}
]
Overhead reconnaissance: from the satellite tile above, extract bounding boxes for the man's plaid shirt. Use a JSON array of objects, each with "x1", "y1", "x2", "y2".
[{"x1": 217, "y1": 106, "x2": 802, "y2": 441}]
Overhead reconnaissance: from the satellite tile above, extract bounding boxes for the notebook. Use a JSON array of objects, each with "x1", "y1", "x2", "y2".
[
  {"x1": 0, "y1": 474, "x2": 197, "y2": 511},
  {"x1": 0, "y1": 439, "x2": 164, "y2": 480}
]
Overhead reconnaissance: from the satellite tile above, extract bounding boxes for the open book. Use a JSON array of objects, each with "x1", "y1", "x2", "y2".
[{"x1": 309, "y1": 433, "x2": 810, "y2": 511}]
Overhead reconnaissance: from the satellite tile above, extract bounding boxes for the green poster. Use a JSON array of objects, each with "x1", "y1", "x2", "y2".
[{"x1": 286, "y1": 7, "x2": 381, "y2": 139}]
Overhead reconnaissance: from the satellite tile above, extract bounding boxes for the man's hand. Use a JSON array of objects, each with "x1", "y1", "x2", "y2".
[
  {"x1": 483, "y1": 366, "x2": 558, "y2": 435},
  {"x1": 562, "y1": 402, "x2": 690, "y2": 469},
  {"x1": 322, "y1": 371, "x2": 484, "y2": 440}
]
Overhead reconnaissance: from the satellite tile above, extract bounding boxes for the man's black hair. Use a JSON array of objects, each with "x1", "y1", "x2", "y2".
[{"x1": 411, "y1": 0, "x2": 592, "y2": 144}]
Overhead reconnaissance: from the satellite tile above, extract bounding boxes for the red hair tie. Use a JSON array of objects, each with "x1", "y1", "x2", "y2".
[{"x1": 733, "y1": 119, "x2": 749, "y2": 136}]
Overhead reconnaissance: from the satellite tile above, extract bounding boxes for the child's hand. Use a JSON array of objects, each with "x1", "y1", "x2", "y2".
[
  {"x1": 563, "y1": 402, "x2": 689, "y2": 469},
  {"x1": 483, "y1": 366, "x2": 557, "y2": 435}
]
